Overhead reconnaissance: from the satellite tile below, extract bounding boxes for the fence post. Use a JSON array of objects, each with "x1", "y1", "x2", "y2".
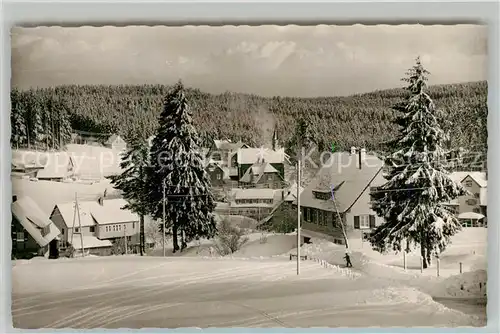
[
  {"x1": 459, "y1": 262, "x2": 463, "y2": 274},
  {"x1": 403, "y1": 251, "x2": 407, "y2": 271},
  {"x1": 437, "y1": 258, "x2": 440, "y2": 277},
  {"x1": 420, "y1": 256, "x2": 423, "y2": 273}
]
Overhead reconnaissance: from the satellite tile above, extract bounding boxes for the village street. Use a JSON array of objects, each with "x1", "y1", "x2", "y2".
[{"x1": 11, "y1": 256, "x2": 483, "y2": 329}]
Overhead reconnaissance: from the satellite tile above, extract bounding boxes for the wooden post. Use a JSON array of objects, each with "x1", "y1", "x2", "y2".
[
  {"x1": 403, "y1": 251, "x2": 407, "y2": 271},
  {"x1": 420, "y1": 256, "x2": 423, "y2": 273},
  {"x1": 437, "y1": 258, "x2": 440, "y2": 277},
  {"x1": 460, "y1": 262, "x2": 463, "y2": 274},
  {"x1": 124, "y1": 225, "x2": 128, "y2": 255}
]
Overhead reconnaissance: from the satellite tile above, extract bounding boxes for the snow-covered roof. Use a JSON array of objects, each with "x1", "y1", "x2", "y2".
[
  {"x1": 298, "y1": 152, "x2": 384, "y2": 212},
  {"x1": 72, "y1": 236, "x2": 112, "y2": 249},
  {"x1": 12, "y1": 196, "x2": 61, "y2": 248},
  {"x1": 237, "y1": 148, "x2": 285, "y2": 165},
  {"x1": 53, "y1": 198, "x2": 139, "y2": 229},
  {"x1": 239, "y1": 162, "x2": 281, "y2": 184},
  {"x1": 35, "y1": 152, "x2": 75, "y2": 179},
  {"x1": 285, "y1": 182, "x2": 305, "y2": 202},
  {"x1": 450, "y1": 172, "x2": 487, "y2": 188},
  {"x1": 234, "y1": 188, "x2": 277, "y2": 200},
  {"x1": 458, "y1": 212, "x2": 485, "y2": 220},
  {"x1": 213, "y1": 140, "x2": 247, "y2": 151},
  {"x1": 105, "y1": 134, "x2": 124, "y2": 145}
]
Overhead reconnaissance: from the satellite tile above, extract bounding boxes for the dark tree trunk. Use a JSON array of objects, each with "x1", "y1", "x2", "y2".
[
  {"x1": 139, "y1": 214, "x2": 145, "y2": 256},
  {"x1": 172, "y1": 224, "x2": 179, "y2": 253},
  {"x1": 420, "y1": 232, "x2": 428, "y2": 269},
  {"x1": 181, "y1": 229, "x2": 187, "y2": 251}
]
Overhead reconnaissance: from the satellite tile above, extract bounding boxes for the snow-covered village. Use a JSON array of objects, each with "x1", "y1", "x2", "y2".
[{"x1": 9, "y1": 25, "x2": 488, "y2": 328}]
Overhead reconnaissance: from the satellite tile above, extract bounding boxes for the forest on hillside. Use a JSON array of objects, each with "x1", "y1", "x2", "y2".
[{"x1": 10, "y1": 81, "x2": 487, "y2": 160}]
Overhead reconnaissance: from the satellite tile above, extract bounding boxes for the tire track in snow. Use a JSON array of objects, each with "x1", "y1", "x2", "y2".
[{"x1": 47, "y1": 262, "x2": 290, "y2": 328}]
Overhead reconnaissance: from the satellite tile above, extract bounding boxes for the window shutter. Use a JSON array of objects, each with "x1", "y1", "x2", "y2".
[
  {"x1": 354, "y1": 216, "x2": 360, "y2": 229},
  {"x1": 369, "y1": 215, "x2": 376, "y2": 228}
]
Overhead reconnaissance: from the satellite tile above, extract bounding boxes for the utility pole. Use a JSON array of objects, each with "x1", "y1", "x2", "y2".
[
  {"x1": 124, "y1": 224, "x2": 128, "y2": 255},
  {"x1": 163, "y1": 178, "x2": 166, "y2": 257},
  {"x1": 297, "y1": 159, "x2": 301, "y2": 275},
  {"x1": 71, "y1": 192, "x2": 85, "y2": 257}
]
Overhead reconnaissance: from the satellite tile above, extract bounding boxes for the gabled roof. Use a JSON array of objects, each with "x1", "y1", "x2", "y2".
[
  {"x1": 298, "y1": 152, "x2": 384, "y2": 213},
  {"x1": 237, "y1": 148, "x2": 285, "y2": 165},
  {"x1": 12, "y1": 196, "x2": 61, "y2": 248},
  {"x1": 214, "y1": 140, "x2": 247, "y2": 152},
  {"x1": 35, "y1": 152, "x2": 75, "y2": 179},
  {"x1": 461, "y1": 172, "x2": 487, "y2": 188},
  {"x1": 240, "y1": 162, "x2": 282, "y2": 184},
  {"x1": 52, "y1": 198, "x2": 139, "y2": 229}
]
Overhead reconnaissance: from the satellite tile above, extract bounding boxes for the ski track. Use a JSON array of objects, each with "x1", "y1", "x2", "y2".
[{"x1": 39, "y1": 261, "x2": 329, "y2": 328}]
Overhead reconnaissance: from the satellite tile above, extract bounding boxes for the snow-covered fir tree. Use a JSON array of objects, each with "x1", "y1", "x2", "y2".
[
  {"x1": 368, "y1": 57, "x2": 468, "y2": 269},
  {"x1": 108, "y1": 133, "x2": 150, "y2": 255},
  {"x1": 10, "y1": 90, "x2": 27, "y2": 149},
  {"x1": 146, "y1": 81, "x2": 217, "y2": 253}
]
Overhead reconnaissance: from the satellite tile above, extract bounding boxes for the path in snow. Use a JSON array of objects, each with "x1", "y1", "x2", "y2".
[{"x1": 12, "y1": 257, "x2": 482, "y2": 329}]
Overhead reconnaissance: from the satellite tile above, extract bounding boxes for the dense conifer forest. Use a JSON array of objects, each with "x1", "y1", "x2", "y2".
[{"x1": 10, "y1": 81, "x2": 487, "y2": 156}]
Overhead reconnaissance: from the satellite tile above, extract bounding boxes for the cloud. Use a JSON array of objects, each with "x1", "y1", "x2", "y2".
[{"x1": 11, "y1": 25, "x2": 488, "y2": 97}]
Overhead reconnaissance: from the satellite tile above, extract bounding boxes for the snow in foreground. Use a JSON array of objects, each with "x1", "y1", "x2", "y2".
[{"x1": 12, "y1": 257, "x2": 484, "y2": 328}]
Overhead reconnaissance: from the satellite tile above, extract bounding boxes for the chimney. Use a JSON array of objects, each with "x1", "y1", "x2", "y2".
[{"x1": 350, "y1": 146, "x2": 356, "y2": 155}]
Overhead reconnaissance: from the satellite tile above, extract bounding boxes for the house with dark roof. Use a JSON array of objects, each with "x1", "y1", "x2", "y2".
[
  {"x1": 297, "y1": 148, "x2": 385, "y2": 245},
  {"x1": 11, "y1": 196, "x2": 61, "y2": 259},
  {"x1": 221, "y1": 188, "x2": 284, "y2": 220}
]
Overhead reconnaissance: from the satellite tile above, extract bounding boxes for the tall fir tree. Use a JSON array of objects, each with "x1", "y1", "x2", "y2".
[
  {"x1": 10, "y1": 89, "x2": 28, "y2": 149},
  {"x1": 107, "y1": 133, "x2": 149, "y2": 255},
  {"x1": 146, "y1": 81, "x2": 217, "y2": 253},
  {"x1": 368, "y1": 57, "x2": 468, "y2": 269}
]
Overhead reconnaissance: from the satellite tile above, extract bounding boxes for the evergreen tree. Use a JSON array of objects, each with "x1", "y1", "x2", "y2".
[
  {"x1": 107, "y1": 133, "x2": 149, "y2": 256},
  {"x1": 368, "y1": 57, "x2": 467, "y2": 269},
  {"x1": 146, "y1": 81, "x2": 217, "y2": 253},
  {"x1": 10, "y1": 89, "x2": 28, "y2": 149},
  {"x1": 286, "y1": 116, "x2": 316, "y2": 164}
]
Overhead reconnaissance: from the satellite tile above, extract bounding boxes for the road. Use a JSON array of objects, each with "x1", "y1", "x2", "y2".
[{"x1": 11, "y1": 256, "x2": 484, "y2": 328}]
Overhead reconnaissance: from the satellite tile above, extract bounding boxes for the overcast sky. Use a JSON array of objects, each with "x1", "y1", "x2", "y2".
[{"x1": 11, "y1": 24, "x2": 488, "y2": 97}]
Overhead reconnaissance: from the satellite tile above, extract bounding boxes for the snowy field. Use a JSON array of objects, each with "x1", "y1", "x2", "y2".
[
  {"x1": 11, "y1": 228, "x2": 487, "y2": 328},
  {"x1": 12, "y1": 256, "x2": 484, "y2": 329}
]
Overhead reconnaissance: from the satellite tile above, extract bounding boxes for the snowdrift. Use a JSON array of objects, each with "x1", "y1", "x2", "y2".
[{"x1": 432, "y1": 270, "x2": 487, "y2": 299}]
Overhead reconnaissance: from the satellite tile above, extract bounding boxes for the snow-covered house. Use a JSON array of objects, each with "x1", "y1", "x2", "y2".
[
  {"x1": 297, "y1": 148, "x2": 385, "y2": 245},
  {"x1": 50, "y1": 198, "x2": 146, "y2": 256},
  {"x1": 208, "y1": 139, "x2": 248, "y2": 167},
  {"x1": 35, "y1": 152, "x2": 76, "y2": 182},
  {"x1": 224, "y1": 188, "x2": 283, "y2": 220},
  {"x1": 231, "y1": 147, "x2": 286, "y2": 183},
  {"x1": 11, "y1": 195, "x2": 61, "y2": 259},
  {"x1": 238, "y1": 159, "x2": 285, "y2": 189},
  {"x1": 446, "y1": 172, "x2": 487, "y2": 227},
  {"x1": 105, "y1": 134, "x2": 127, "y2": 152},
  {"x1": 205, "y1": 162, "x2": 226, "y2": 187}
]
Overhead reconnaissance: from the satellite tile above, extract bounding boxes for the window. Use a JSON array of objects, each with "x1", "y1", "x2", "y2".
[
  {"x1": 132, "y1": 222, "x2": 135, "y2": 229},
  {"x1": 74, "y1": 227, "x2": 80, "y2": 233},
  {"x1": 267, "y1": 175, "x2": 273, "y2": 180},
  {"x1": 466, "y1": 199, "x2": 477, "y2": 206},
  {"x1": 217, "y1": 174, "x2": 222, "y2": 180},
  {"x1": 16, "y1": 232, "x2": 25, "y2": 241},
  {"x1": 473, "y1": 208, "x2": 480, "y2": 213},
  {"x1": 62, "y1": 228, "x2": 65, "y2": 235},
  {"x1": 464, "y1": 180, "x2": 473, "y2": 187},
  {"x1": 474, "y1": 193, "x2": 480, "y2": 199},
  {"x1": 359, "y1": 215, "x2": 370, "y2": 229},
  {"x1": 89, "y1": 226, "x2": 95, "y2": 233},
  {"x1": 305, "y1": 208, "x2": 311, "y2": 222}
]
